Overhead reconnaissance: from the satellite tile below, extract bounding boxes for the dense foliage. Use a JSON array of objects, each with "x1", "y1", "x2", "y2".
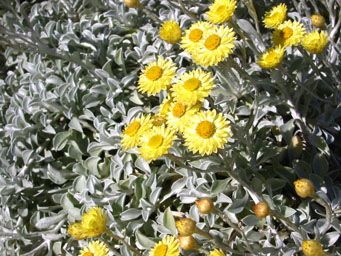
[{"x1": 0, "y1": 0, "x2": 340, "y2": 255}]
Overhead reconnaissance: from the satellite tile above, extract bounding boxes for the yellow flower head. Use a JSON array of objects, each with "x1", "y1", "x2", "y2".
[
  {"x1": 273, "y1": 20, "x2": 306, "y2": 47},
  {"x1": 311, "y1": 14, "x2": 326, "y2": 28},
  {"x1": 160, "y1": 20, "x2": 182, "y2": 44},
  {"x1": 121, "y1": 114, "x2": 152, "y2": 150},
  {"x1": 171, "y1": 69, "x2": 215, "y2": 106},
  {"x1": 151, "y1": 114, "x2": 167, "y2": 127},
  {"x1": 159, "y1": 96, "x2": 173, "y2": 117},
  {"x1": 257, "y1": 46, "x2": 285, "y2": 69},
  {"x1": 181, "y1": 21, "x2": 214, "y2": 54},
  {"x1": 209, "y1": 248, "x2": 225, "y2": 256},
  {"x1": 167, "y1": 101, "x2": 200, "y2": 133},
  {"x1": 205, "y1": 0, "x2": 237, "y2": 24},
  {"x1": 263, "y1": 3, "x2": 287, "y2": 29},
  {"x1": 150, "y1": 235, "x2": 180, "y2": 256},
  {"x1": 302, "y1": 31, "x2": 328, "y2": 54},
  {"x1": 79, "y1": 241, "x2": 109, "y2": 256},
  {"x1": 294, "y1": 178, "x2": 315, "y2": 198},
  {"x1": 192, "y1": 25, "x2": 236, "y2": 67},
  {"x1": 139, "y1": 125, "x2": 176, "y2": 162},
  {"x1": 68, "y1": 223, "x2": 87, "y2": 240},
  {"x1": 183, "y1": 110, "x2": 231, "y2": 156},
  {"x1": 138, "y1": 57, "x2": 177, "y2": 95},
  {"x1": 81, "y1": 207, "x2": 107, "y2": 238},
  {"x1": 302, "y1": 240, "x2": 324, "y2": 256}
]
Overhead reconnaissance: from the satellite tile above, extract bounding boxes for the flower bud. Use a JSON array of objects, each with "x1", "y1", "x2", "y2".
[
  {"x1": 311, "y1": 14, "x2": 325, "y2": 28},
  {"x1": 271, "y1": 126, "x2": 280, "y2": 136},
  {"x1": 252, "y1": 201, "x2": 270, "y2": 218},
  {"x1": 175, "y1": 218, "x2": 196, "y2": 236},
  {"x1": 123, "y1": 0, "x2": 140, "y2": 8},
  {"x1": 302, "y1": 240, "x2": 324, "y2": 256},
  {"x1": 178, "y1": 235, "x2": 197, "y2": 250},
  {"x1": 195, "y1": 198, "x2": 214, "y2": 214},
  {"x1": 294, "y1": 178, "x2": 315, "y2": 198}
]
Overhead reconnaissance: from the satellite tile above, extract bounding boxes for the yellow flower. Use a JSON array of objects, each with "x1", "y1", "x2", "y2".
[
  {"x1": 302, "y1": 31, "x2": 328, "y2": 54},
  {"x1": 205, "y1": 0, "x2": 237, "y2": 24},
  {"x1": 273, "y1": 20, "x2": 306, "y2": 47},
  {"x1": 121, "y1": 114, "x2": 152, "y2": 150},
  {"x1": 139, "y1": 125, "x2": 176, "y2": 162},
  {"x1": 209, "y1": 248, "x2": 225, "y2": 256},
  {"x1": 263, "y1": 3, "x2": 287, "y2": 29},
  {"x1": 181, "y1": 21, "x2": 214, "y2": 54},
  {"x1": 81, "y1": 207, "x2": 107, "y2": 238},
  {"x1": 302, "y1": 240, "x2": 324, "y2": 256},
  {"x1": 171, "y1": 69, "x2": 215, "y2": 106},
  {"x1": 160, "y1": 20, "x2": 182, "y2": 44},
  {"x1": 183, "y1": 110, "x2": 231, "y2": 156},
  {"x1": 150, "y1": 235, "x2": 180, "y2": 256},
  {"x1": 311, "y1": 14, "x2": 325, "y2": 28},
  {"x1": 138, "y1": 57, "x2": 177, "y2": 95},
  {"x1": 68, "y1": 223, "x2": 87, "y2": 240},
  {"x1": 192, "y1": 25, "x2": 236, "y2": 67},
  {"x1": 294, "y1": 178, "x2": 315, "y2": 198},
  {"x1": 257, "y1": 46, "x2": 285, "y2": 69},
  {"x1": 167, "y1": 102, "x2": 200, "y2": 133},
  {"x1": 79, "y1": 241, "x2": 109, "y2": 256},
  {"x1": 151, "y1": 114, "x2": 167, "y2": 127},
  {"x1": 159, "y1": 96, "x2": 173, "y2": 117}
]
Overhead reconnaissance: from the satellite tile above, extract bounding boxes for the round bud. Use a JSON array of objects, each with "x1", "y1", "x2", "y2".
[
  {"x1": 178, "y1": 235, "x2": 197, "y2": 251},
  {"x1": 175, "y1": 218, "x2": 196, "y2": 236},
  {"x1": 271, "y1": 126, "x2": 280, "y2": 136},
  {"x1": 252, "y1": 201, "x2": 270, "y2": 218},
  {"x1": 302, "y1": 240, "x2": 324, "y2": 256},
  {"x1": 294, "y1": 178, "x2": 315, "y2": 198},
  {"x1": 311, "y1": 14, "x2": 326, "y2": 28},
  {"x1": 195, "y1": 198, "x2": 214, "y2": 214},
  {"x1": 123, "y1": 0, "x2": 140, "y2": 8}
]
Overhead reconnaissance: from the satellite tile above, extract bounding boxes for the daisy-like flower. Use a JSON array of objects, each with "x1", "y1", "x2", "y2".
[
  {"x1": 139, "y1": 125, "x2": 176, "y2": 162},
  {"x1": 121, "y1": 114, "x2": 152, "y2": 150},
  {"x1": 205, "y1": 0, "x2": 237, "y2": 24},
  {"x1": 192, "y1": 25, "x2": 236, "y2": 67},
  {"x1": 273, "y1": 20, "x2": 306, "y2": 47},
  {"x1": 81, "y1": 207, "x2": 107, "y2": 238},
  {"x1": 257, "y1": 46, "x2": 285, "y2": 69},
  {"x1": 138, "y1": 57, "x2": 177, "y2": 95},
  {"x1": 68, "y1": 223, "x2": 87, "y2": 240},
  {"x1": 150, "y1": 235, "x2": 180, "y2": 256},
  {"x1": 160, "y1": 20, "x2": 182, "y2": 44},
  {"x1": 171, "y1": 69, "x2": 215, "y2": 106},
  {"x1": 263, "y1": 3, "x2": 287, "y2": 29},
  {"x1": 180, "y1": 21, "x2": 214, "y2": 54},
  {"x1": 302, "y1": 30, "x2": 328, "y2": 54},
  {"x1": 79, "y1": 241, "x2": 109, "y2": 256},
  {"x1": 167, "y1": 101, "x2": 201, "y2": 133},
  {"x1": 209, "y1": 248, "x2": 225, "y2": 256},
  {"x1": 183, "y1": 110, "x2": 231, "y2": 156},
  {"x1": 159, "y1": 96, "x2": 173, "y2": 117}
]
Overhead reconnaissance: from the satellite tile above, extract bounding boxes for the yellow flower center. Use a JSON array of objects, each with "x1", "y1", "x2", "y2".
[
  {"x1": 281, "y1": 27, "x2": 293, "y2": 39},
  {"x1": 196, "y1": 121, "x2": 215, "y2": 138},
  {"x1": 83, "y1": 252, "x2": 93, "y2": 256},
  {"x1": 146, "y1": 66, "x2": 163, "y2": 81},
  {"x1": 154, "y1": 244, "x2": 168, "y2": 256},
  {"x1": 183, "y1": 78, "x2": 201, "y2": 91},
  {"x1": 124, "y1": 121, "x2": 141, "y2": 136},
  {"x1": 216, "y1": 5, "x2": 226, "y2": 13},
  {"x1": 204, "y1": 34, "x2": 221, "y2": 50},
  {"x1": 189, "y1": 29, "x2": 203, "y2": 42},
  {"x1": 172, "y1": 102, "x2": 186, "y2": 117},
  {"x1": 266, "y1": 51, "x2": 278, "y2": 62},
  {"x1": 148, "y1": 135, "x2": 163, "y2": 148}
]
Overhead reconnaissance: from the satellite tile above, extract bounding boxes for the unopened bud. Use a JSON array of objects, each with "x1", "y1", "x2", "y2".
[
  {"x1": 175, "y1": 218, "x2": 196, "y2": 236},
  {"x1": 289, "y1": 135, "x2": 303, "y2": 158},
  {"x1": 294, "y1": 178, "x2": 315, "y2": 198},
  {"x1": 195, "y1": 198, "x2": 214, "y2": 214},
  {"x1": 252, "y1": 201, "x2": 270, "y2": 218},
  {"x1": 123, "y1": 0, "x2": 140, "y2": 8},
  {"x1": 311, "y1": 14, "x2": 325, "y2": 28},
  {"x1": 178, "y1": 235, "x2": 197, "y2": 250},
  {"x1": 302, "y1": 240, "x2": 324, "y2": 256}
]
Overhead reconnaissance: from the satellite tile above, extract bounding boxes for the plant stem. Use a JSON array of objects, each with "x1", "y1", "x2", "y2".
[
  {"x1": 313, "y1": 195, "x2": 332, "y2": 236},
  {"x1": 106, "y1": 230, "x2": 142, "y2": 256}
]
